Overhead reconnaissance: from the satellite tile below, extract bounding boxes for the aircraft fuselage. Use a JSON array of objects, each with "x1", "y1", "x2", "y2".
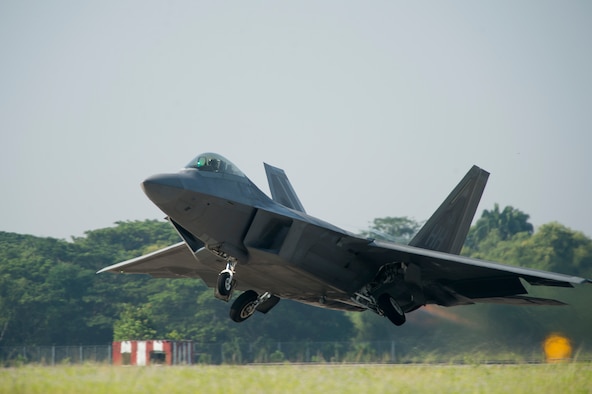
[
  {"x1": 100, "y1": 153, "x2": 591, "y2": 326},
  {"x1": 141, "y1": 163, "x2": 377, "y2": 310}
]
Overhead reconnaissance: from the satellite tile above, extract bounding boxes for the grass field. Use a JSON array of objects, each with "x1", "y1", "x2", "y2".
[{"x1": 2, "y1": 363, "x2": 591, "y2": 394}]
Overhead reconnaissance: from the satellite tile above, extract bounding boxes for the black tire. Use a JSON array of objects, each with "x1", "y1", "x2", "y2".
[
  {"x1": 217, "y1": 271, "x2": 233, "y2": 296},
  {"x1": 230, "y1": 290, "x2": 259, "y2": 323},
  {"x1": 377, "y1": 294, "x2": 406, "y2": 326}
]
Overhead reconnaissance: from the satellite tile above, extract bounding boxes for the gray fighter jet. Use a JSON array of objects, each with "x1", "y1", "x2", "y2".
[{"x1": 99, "y1": 153, "x2": 590, "y2": 326}]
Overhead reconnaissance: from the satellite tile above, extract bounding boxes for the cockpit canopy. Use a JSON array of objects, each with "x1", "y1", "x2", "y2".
[{"x1": 185, "y1": 153, "x2": 245, "y2": 177}]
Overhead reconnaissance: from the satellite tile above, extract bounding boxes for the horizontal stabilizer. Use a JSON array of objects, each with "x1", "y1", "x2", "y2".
[
  {"x1": 475, "y1": 295, "x2": 567, "y2": 306},
  {"x1": 368, "y1": 239, "x2": 589, "y2": 308},
  {"x1": 409, "y1": 165, "x2": 489, "y2": 254},
  {"x1": 264, "y1": 163, "x2": 306, "y2": 213}
]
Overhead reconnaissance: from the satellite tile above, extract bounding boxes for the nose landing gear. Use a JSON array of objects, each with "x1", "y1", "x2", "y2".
[
  {"x1": 213, "y1": 254, "x2": 280, "y2": 322},
  {"x1": 215, "y1": 261, "x2": 237, "y2": 301},
  {"x1": 214, "y1": 260, "x2": 280, "y2": 322}
]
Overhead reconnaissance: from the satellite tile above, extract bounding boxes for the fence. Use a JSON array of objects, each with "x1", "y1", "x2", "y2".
[
  {"x1": 1, "y1": 340, "x2": 574, "y2": 365},
  {"x1": 0, "y1": 345, "x2": 112, "y2": 365},
  {"x1": 0, "y1": 341, "x2": 398, "y2": 365},
  {"x1": 195, "y1": 340, "x2": 399, "y2": 364}
]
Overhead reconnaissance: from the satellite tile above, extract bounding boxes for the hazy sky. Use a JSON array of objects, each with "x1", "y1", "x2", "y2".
[{"x1": 1, "y1": 1, "x2": 591, "y2": 240}]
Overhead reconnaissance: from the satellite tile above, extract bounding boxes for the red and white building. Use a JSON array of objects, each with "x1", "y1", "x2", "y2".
[{"x1": 112, "y1": 340, "x2": 193, "y2": 366}]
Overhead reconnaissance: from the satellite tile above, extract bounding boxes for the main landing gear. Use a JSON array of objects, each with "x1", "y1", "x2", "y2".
[
  {"x1": 351, "y1": 263, "x2": 408, "y2": 327},
  {"x1": 377, "y1": 294, "x2": 406, "y2": 326},
  {"x1": 352, "y1": 291, "x2": 407, "y2": 327},
  {"x1": 229, "y1": 291, "x2": 274, "y2": 322},
  {"x1": 215, "y1": 260, "x2": 280, "y2": 323}
]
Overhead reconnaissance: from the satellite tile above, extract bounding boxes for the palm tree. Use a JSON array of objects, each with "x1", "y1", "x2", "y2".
[{"x1": 466, "y1": 204, "x2": 533, "y2": 248}]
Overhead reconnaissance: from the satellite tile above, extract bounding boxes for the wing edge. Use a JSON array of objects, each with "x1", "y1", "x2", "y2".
[{"x1": 96, "y1": 242, "x2": 188, "y2": 274}]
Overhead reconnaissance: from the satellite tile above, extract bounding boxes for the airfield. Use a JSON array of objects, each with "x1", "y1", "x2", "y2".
[{"x1": 2, "y1": 363, "x2": 591, "y2": 394}]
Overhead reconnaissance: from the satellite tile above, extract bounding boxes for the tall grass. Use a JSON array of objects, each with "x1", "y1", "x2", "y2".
[{"x1": 1, "y1": 363, "x2": 591, "y2": 394}]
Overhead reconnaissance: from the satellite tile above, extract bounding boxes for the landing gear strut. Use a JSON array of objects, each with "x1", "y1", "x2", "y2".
[
  {"x1": 351, "y1": 263, "x2": 409, "y2": 327},
  {"x1": 216, "y1": 261, "x2": 237, "y2": 301},
  {"x1": 213, "y1": 256, "x2": 279, "y2": 322}
]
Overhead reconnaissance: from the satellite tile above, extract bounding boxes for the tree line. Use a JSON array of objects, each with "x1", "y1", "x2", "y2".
[{"x1": 1, "y1": 206, "x2": 591, "y2": 357}]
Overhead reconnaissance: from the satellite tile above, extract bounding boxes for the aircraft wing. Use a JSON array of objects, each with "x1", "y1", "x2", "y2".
[
  {"x1": 362, "y1": 239, "x2": 591, "y2": 306},
  {"x1": 97, "y1": 242, "x2": 223, "y2": 286},
  {"x1": 98, "y1": 241, "x2": 357, "y2": 304},
  {"x1": 97, "y1": 236, "x2": 590, "y2": 309}
]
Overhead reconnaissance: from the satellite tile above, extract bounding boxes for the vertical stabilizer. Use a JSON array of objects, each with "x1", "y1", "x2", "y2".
[
  {"x1": 264, "y1": 163, "x2": 306, "y2": 213},
  {"x1": 409, "y1": 166, "x2": 489, "y2": 254}
]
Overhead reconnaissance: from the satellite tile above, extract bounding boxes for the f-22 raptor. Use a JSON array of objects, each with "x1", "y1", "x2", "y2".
[{"x1": 99, "y1": 153, "x2": 590, "y2": 326}]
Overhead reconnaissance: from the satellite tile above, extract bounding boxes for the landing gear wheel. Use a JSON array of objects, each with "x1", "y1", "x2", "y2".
[
  {"x1": 377, "y1": 294, "x2": 406, "y2": 326},
  {"x1": 230, "y1": 290, "x2": 259, "y2": 323},
  {"x1": 217, "y1": 271, "x2": 234, "y2": 297}
]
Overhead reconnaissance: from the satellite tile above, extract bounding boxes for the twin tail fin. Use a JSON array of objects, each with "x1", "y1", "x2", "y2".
[{"x1": 409, "y1": 165, "x2": 489, "y2": 255}]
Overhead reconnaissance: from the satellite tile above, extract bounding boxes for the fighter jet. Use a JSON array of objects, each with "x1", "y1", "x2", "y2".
[{"x1": 98, "y1": 153, "x2": 591, "y2": 326}]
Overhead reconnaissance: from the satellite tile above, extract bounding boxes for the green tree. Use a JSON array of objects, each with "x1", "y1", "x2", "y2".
[
  {"x1": 528, "y1": 222, "x2": 592, "y2": 276},
  {"x1": 0, "y1": 234, "x2": 85, "y2": 345},
  {"x1": 0, "y1": 220, "x2": 178, "y2": 345},
  {"x1": 2, "y1": 215, "x2": 590, "y2": 359},
  {"x1": 459, "y1": 217, "x2": 592, "y2": 352},
  {"x1": 360, "y1": 216, "x2": 421, "y2": 243},
  {"x1": 465, "y1": 204, "x2": 533, "y2": 250},
  {"x1": 465, "y1": 220, "x2": 592, "y2": 278},
  {"x1": 113, "y1": 304, "x2": 157, "y2": 340},
  {"x1": 353, "y1": 210, "x2": 592, "y2": 355}
]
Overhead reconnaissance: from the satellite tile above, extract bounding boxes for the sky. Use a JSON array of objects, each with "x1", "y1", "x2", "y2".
[{"x1": 1, "y1": 1, "x2": 591, "y2": 240}]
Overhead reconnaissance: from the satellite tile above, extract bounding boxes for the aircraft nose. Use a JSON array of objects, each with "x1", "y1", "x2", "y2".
[{"x1": 141, "y1": 173, "x2": 186, "y2": 205}]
